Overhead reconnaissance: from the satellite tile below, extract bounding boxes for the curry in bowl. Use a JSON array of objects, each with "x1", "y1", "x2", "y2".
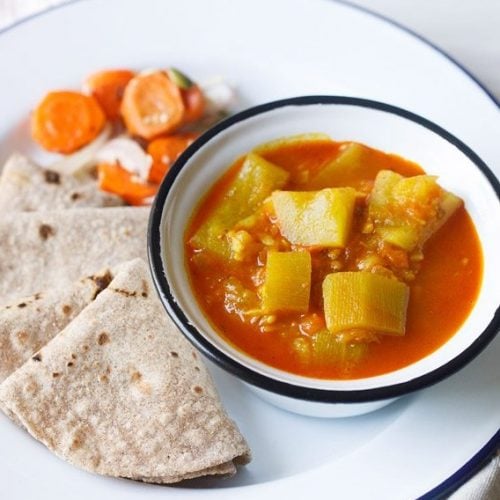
[{"x1": 185, "y1": 135, "x2": 482, "y2": 380}]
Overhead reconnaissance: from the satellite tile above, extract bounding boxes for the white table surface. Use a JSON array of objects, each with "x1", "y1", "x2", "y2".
[{"x1": 0, "y1": 1, "x2": 498, "y2": 499}]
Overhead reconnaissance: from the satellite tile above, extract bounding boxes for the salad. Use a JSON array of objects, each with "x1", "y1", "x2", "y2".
[{"x1": 30, "y1": 68, "x2": 235, "y2": 205}]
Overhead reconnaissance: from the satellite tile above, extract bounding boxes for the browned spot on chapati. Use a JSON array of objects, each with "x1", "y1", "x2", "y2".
[
  {"x1": 62, "y1": 304, "x2": 72, "y2": 315},
  {"x1": 16, "y1": 331, "x2": 28, "y2": 344},
  {"x1": 99, "y1": 374, "x2": 109, "y2": 383},
  {"x1": 130, "y1": 370, "x2": 151, "y2": 394},
  {"x1": 70, "y1": 431, "x2": 85, "y2": 451},
  {"x1": 111, "y1": 287, "x2": 136, "y2": 297},
  {"x1": 88, "y1": 166, "x2": 98, "y2": 180},
  {"x1": 43, "y1": 169, "x2": 60, "y2": 184},
  {"x1": 32, "y1": 354, "x2": 42, "y2": 362},
  {"x1": 141, "y1": 279, "x2": 149, "y2": 298},
  {"x1": 82, "y1": 345, "x2": 89, "y2": 352},
  {"x1": 24, "y1": 381, "x2": 39, "y2": 395},
  {"x1": 192, "y1": 351, "x2": 197, "y2": 359},
  {"x1": 97, "y1": 332, "x2": 109, "y2": 346},
  {"x1": 170, "y1": 351, "x2": 179, "y2": 358},
  {"x1": 67, "y1": 361, "x2": 74, "y2": 367},
  {"x1": 193, "y1": 385, "x2": 203, "y2": 394},
  {"x1": 39, "y1": 224, "x2": 55, "y2": 240},
  {"x1": 71, "y1": 353, "x2": 77, "y2": 359},
  {"x1": 17, "y1": 302, "x2": 27, "y2": 308},
  {"x1": 70, "y1": 192, "x2": 81, "y2": 201},
  {"x1": 194, "y1": 366, "x2": 200, "y2": 372},
  {"x1": 52, "y1": 372, "x2": 60, "y2": 378},
  {"x1": 34, "y1": 292, "x2": 42, "y2": 300},
  {"x1": 88, "y1": 270, "x2": 113, "y2": 300}
]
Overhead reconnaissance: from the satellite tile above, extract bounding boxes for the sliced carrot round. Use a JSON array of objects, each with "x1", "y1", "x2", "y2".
[
  {"x1": 32, "y1": 91, "x2": 106, "y2": 154},
  {"x1": 98, "y1": 162, "x2": 158, "y2": 206},
  {"x1": 84, "y1": 69, "x2": 135, "y2": 119},
  {"x1": 147, "y1": 133, "x2": 198, "y2": 184},
  {"x1": 181, "y1": 85, "x2": 205, "y2": 124},
  {"x1": 120, "y1": 71, "x2": 185, "y2": 140}
]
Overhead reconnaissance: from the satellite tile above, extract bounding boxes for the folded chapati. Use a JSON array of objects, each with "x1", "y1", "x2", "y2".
[
  {"x1": 0, "y1": 154, "x2": 123, "y2": 211},
  {"x1": 0, "y1": 206, "x2": 148, "y2": 304},
  {"x1": 0, "y1": 259, "x2": 250, "y2": 482},
  {"x1": 0, "y1": 267, "x2": 114, "y2": 383}
]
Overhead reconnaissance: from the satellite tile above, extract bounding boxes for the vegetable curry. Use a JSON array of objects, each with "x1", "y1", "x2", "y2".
[{"x1": 185, "y1": 136, "x2": 482, "y2": 379}]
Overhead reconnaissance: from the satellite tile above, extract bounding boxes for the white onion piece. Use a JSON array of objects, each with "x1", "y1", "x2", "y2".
[
  {"x1": 200, "y1": 77, "x2": 236, "y2": 117},
  {"x1": 96, "y1": 137, "x2": 152, "y2": 181},
  {"x1": 50, "y1": 124, "x2": 112, "y2": 176}
]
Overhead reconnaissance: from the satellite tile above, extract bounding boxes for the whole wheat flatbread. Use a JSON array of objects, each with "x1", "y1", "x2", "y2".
[
  {"x1": 0, "y1": 267, "x2": 115, "y2": 383},
  {"x1": 0, "y1": 206, "x2": 148, "y2": 304},
  {"x1": 0, "y1": 154, "x2": 123, "y2": 211},
  {"x1": 0, "y1": 259, "x2": 251, "y2": 482}
]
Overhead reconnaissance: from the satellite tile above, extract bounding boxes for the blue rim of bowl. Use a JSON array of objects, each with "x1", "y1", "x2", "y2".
[{"x1": 148, "y1": 95, "x2": 500, "y2": 404}]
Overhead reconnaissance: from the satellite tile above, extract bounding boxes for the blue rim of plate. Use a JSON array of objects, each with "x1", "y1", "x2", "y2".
[
  {"x1": 419, "y1": 429, "x2": 500, "y2": 499},
  {"x1": 0, "y1": 1, "x2": 498, "y2": 498}
]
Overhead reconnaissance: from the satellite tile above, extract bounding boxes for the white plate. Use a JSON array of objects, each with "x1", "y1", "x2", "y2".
[{"x1": 0, "y1": 0, "x2": 498, "y2": 498}]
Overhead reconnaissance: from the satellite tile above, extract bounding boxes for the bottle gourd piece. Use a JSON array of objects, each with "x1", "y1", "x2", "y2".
[
  {"x1": 322, "y1": 272, "x2": 410, "y2": 336},
  {"x1": 369, "y1": 170, "x2": 462, "y2": 251},
  {"x1": 312, "y1": 330, "x2": 369, "y2": 368},
  {"x1": 271, "y1": 187, "x2": 356, "y2": 248},
  {"x1": 292, "y1": 332, "x2": 369, "y2": 370},
  {"x1": 261, "y1": 251, "x2": 312, "y2": 313},
  {"x1": 307, "y1": 142, "x2": 379, "y2": 190},
  {"x1": 252, "y1": 133, "x2": 331, "y2": 155},
  {"x1": 189, "y1": 153, "x2": 289, "y2": 258}
]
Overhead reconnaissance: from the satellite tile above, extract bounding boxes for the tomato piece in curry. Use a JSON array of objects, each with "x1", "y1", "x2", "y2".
[{"x1": 185, "y1": 136, "x2": 482, "y2": 379}]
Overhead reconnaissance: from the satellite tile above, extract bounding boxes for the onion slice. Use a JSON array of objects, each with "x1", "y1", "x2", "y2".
[
  {"x1": 96, "y1": 136, "x2": 152, "y2": 181},
  {"x1": 200, "y1": 77, "x2": 236, "y2": 117}
]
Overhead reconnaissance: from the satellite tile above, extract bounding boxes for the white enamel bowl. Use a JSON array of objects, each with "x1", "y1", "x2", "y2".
[{"x1": 148, "y1": 96, "x2": 500, "y2": 418}]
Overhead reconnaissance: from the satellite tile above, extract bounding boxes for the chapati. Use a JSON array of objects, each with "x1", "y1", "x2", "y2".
[
  {"x1": 0, "y1": 153, "x2": 122, "y2": 211},
  {"x1": 0, "y1": 259, "x2": 251, "y2": 482},
  {"x1": 0, "y1": 267, "x2": 114, "y2": 383},
  {"x1": 0, "y1": 206, "x2": 148, "y2": 304}
]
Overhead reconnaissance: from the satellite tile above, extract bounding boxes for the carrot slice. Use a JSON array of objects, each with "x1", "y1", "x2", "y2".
[
  {"x1": 147, "y1": 133, "x2": 198, "y2": 183},
  {"x1": 120, "y1": 71, "x2": 185, "y2": 139},
  {"x1": 98, "y1": 162, "x2": 158, "y2": 205},
  {"x1": 181, "y1": 85, "x2": 205, "y2": 124},
  {"x1": 84, "y1": 69, "x2": 135, "y2": 119},
  {"x1": 32, "y1": 91, "x2": 106, "y2": 154}
]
